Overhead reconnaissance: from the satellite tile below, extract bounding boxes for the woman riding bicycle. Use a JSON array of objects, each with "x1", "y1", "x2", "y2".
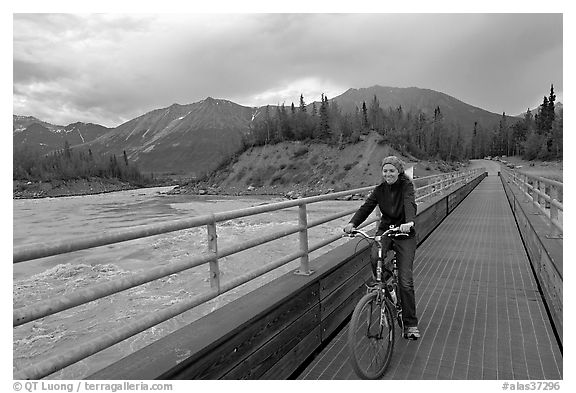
[{"x1": 343, "y1": 155, "x2": 420, "y2": 340}]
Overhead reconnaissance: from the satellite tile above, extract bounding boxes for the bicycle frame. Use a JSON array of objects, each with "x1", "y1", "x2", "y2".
[{"x1": 345, "y1": 228, "x2": 404, "y2": 319}]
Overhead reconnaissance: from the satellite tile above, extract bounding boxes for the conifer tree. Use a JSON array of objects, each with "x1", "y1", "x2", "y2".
[
  {"x1": 368, "y1": 95, "x2": 383, "y2": 133},
  {"x1": 536, "y1": 96, "x2": 551, "y2": 135},
  {"x1": 361, "y1": 101, "x2": 369, "y2": 131},
  {"x1": 299, "y1": 94, "x2": 306, "y2": 112},
  {"x1": 498, "y1": 112, "x2": 510, "y2": 156},
  {"x1": 63, "y1": 140, "x2": 72, "y2": 160},
  {"x1": 318, "y1": 94, "x2": 330, "y2": 140},
  {"x1": 550, "y1": 107, "x2": 563, "y2": 159},
  {"x1": 511, "y1": 118, "x2": 527, "y2": 156},
  {"x1": 548, "y1": 84, "x2": 556, "y2": 115},
  {"x1": 431, "y1": 106, "x2": 444, "y2": 157}
]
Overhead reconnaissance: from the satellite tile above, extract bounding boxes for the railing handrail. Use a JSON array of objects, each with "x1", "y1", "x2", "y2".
[
  {"x1": 500, "y1": 166, "x2": 562, "y2": 234},
  {"x1": 517, "y1": 170, "x2": 563, "y2": 189},
  {"x1": 13, "y1": 167, "x2": 484, "y2": 379}
]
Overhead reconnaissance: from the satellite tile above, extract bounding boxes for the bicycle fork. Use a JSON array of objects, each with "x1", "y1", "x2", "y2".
[{"x1": 389, "y1": 257, "x2": 404, "y2": 331}]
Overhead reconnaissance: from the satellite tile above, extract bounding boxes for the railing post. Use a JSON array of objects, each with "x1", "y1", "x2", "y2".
[
  {"x1": 294, "y1": 203, "x2": 314, "y2": 276},
  {"x1": 207, "y1": 221, "x2": 220, "y2": 291},
  {"x1": 530, "y1": 179, "x2": 541, "y2": 215},
  {"x1": 547, "y1": 186, "x2": 562, "y2": 239},
  {"x1": 522, "y1": 174, "x2": 531, "y2": 203},
  {"x1": 537, "y1": 180, "x2": 545, "y2": 209}
]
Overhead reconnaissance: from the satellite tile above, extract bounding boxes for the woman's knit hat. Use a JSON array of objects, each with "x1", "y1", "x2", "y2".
[{"x1": 381, "y1": 155, "x2": 405, "y2": 174}]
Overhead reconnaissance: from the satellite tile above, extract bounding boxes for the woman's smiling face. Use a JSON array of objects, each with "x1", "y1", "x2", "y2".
[{"x1": 382, "y1": 164, "x2": 399, "y2": 184}]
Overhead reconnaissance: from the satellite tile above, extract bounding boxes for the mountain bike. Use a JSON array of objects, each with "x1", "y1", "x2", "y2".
[{"x1": 343, "y1": 226, "x2": 410, "y2": 379}]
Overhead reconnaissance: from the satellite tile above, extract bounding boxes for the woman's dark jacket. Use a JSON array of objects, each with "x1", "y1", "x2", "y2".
[{"x1": 349, "y1": 174, "x2": 417, "y2": 237}]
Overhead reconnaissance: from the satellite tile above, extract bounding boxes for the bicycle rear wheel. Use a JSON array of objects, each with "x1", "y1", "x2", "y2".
[{"x1": 348, "y1": 291, "x2": 395, "y2": 379}]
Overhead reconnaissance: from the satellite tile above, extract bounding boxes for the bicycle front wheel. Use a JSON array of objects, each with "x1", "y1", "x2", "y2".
[{"x1": 348, "y1": 291, "x2": 395, "y2": 379}]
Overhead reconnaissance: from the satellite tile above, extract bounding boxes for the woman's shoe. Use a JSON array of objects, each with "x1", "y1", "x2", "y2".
[{"x1": 404, "y1": 326, "x2": 420, "y2": 340}]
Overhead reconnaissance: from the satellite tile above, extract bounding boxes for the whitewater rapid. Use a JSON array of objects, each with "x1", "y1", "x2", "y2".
[{"x1": 13, "y1": 186, "x2": 362, "y2": 379}]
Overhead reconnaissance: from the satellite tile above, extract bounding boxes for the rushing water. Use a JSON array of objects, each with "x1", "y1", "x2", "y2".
[{"x1": 13, "y1": 186, "x2": 363, "y2": 379}]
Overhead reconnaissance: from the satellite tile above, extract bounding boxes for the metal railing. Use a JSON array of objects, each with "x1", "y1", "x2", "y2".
[
  {"x1": 13, "y1": 167, "x2": 484, "y2": 379},
  {"x1": 500, "y1": 165, "x2": 563, "y2": 237},
  {"x1": 413, "y1": 169, "x2": 481, "y2": 203}
]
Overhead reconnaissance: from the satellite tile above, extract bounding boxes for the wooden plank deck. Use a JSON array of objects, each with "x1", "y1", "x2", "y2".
[{"x1": 297, "y1": 175, "x2": 562, "y2": 380}]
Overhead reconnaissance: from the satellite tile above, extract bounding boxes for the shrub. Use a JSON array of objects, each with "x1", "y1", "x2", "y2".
[
  {"x1": 247, "y1": 165, "x2": 277, "y2": 187},
  {"x1": 344, "y1": 161, "x2": 359, "y2": 171},
  {"x1": 293, "y1": 146, "x2": 309, "y2": 158},
  {"x1": 235, "y1": 167, "x2": 248, "y2": 181},
  {"x1": 271, "y1": 174, "x2": 286, "y2": 185},
  {"x1": 333, "y1": 172, "x2": 346, "y2": 182},
  {"x1": 292, "y1": 172, "x2": 308, "y2": 184}
]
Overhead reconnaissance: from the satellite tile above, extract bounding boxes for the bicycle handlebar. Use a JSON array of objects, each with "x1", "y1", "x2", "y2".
[{"x1": 342, "y1": 226, "x2": 409, "y2": 240}]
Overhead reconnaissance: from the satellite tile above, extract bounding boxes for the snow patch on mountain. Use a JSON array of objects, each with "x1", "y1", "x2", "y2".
[
  {"x1": 125, "y1": 126, "x2": 140, "y2": 141},
  {"x1": 176, "y1": 112, "x2": 191, "y2": 121}
]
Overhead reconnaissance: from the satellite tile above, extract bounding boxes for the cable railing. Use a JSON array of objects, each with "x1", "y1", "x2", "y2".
[
  {"x1": 13, "y1": 167, "x2": 484, "y2": 379},
  {"x1": 500, "y1": 165, "x2": 563, "y2": 237}
]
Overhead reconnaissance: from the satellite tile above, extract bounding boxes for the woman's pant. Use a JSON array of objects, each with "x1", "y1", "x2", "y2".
[{"x1": 371, "y1": 232, "x2": 418, "y2": 327}]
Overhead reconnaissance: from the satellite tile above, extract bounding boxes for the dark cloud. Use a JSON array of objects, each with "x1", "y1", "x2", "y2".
[
  {"x1": 13, "y1": 59, "x2": 70, "y2": 83},
  {"x1": 13, "y1": 13, "x2": 563, "y2": 127}
]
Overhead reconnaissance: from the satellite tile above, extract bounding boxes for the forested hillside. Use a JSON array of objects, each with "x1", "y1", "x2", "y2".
[
  {"x1": 13, "y1": 142, "x2": 156, "y2": 198},
  {"x1": 247, "y1": 85, "x2": 562, "y2": 162}
]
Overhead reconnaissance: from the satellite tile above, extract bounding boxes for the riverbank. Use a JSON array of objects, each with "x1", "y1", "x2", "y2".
[{"x1": 13, "y1": 178, "x2": 152, "y2": 199}]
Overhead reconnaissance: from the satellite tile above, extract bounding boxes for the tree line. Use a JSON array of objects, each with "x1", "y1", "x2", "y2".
[
  {"x1": 246, "y1": 85, "x2": 562, "y2": 162},
  {"x1": 13, "y1": 141, "x2": 154, "y2": 185},
  {"x1": 469, "y1": 85, "x2": 562, "y2": 160}
]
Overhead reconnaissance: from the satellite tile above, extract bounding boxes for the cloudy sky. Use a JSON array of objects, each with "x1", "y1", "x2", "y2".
[{"x1": 13, "y1": 12, "x2": 563, "y2": 128}]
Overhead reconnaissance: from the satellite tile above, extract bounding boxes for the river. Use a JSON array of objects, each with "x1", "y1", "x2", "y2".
[{"x1": 13, "y1": 186, "x2": 363, "y2": 379}]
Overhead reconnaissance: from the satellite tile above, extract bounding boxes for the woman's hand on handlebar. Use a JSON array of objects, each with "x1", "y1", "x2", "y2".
[
  {"x1": 399, "y1": 222, "x2": 414, "y2": 233},
  {"x1": 343, "y1": 223, "x2": 356, "y2": 234}
]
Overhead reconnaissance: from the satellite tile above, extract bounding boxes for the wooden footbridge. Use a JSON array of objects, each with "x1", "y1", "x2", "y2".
[{"x1": 13, "y1": 161, "x2": 562, "y2": 380}]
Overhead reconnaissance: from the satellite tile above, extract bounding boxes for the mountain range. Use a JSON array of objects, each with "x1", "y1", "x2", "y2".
[
  {"x1": 13, "y1": 115, "x2": 112, "y2": 154},
  {"x1": 13, "y1": 85, "x2": 528, "y2": 176}
]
